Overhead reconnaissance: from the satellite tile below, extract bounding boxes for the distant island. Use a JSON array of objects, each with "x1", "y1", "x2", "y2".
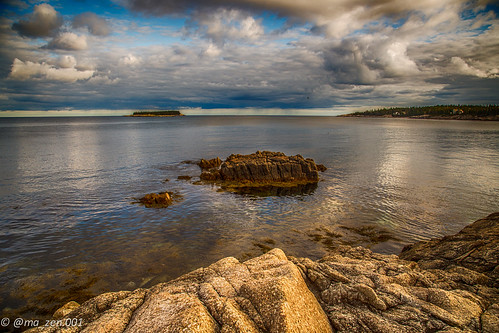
[
  {"x1": 126, "y1": 110, "x2": 184, "y2": 117},
  {"x1": 340, "y1": 105, "x2": 498, "y2": 121}
]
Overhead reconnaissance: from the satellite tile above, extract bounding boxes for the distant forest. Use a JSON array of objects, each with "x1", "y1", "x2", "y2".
[
  {"x1": 131, "y1": 110, "x2": 182, "y2": 116},
  {"x1": 348, "y1": 105, "x2": 498, "y2": 118}
]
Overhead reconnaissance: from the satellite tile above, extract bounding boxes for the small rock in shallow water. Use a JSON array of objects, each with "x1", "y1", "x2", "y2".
[
  {"x1": 317, "y1": 164, "x2": 327, "y2": 172},
  {"x1": 137, "y1": 192, "x2": 172, "y2": 208}
]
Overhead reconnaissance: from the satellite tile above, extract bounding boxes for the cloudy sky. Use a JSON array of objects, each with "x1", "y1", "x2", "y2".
[{"x1": 0, "y1": 0, "x2": 498, "y2": 115}]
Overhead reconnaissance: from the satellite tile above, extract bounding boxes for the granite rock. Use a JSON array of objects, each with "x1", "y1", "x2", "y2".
[{"x1": 26, "y1": 213, "x2": 498, "y2": 333}]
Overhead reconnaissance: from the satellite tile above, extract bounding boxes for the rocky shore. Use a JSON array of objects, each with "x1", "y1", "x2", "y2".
[{"x1": 26, "y1": 212, "x2": 498, "y2": 333}]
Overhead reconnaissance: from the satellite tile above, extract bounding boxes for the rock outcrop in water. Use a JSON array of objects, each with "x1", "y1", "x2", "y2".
[
  {"x1": 26, "y1": 213, "x2": 498, "y2": 333},
  {"x1": 198, "y1": 157, "x2": 223, "y2": 170},
  {"x1": 198, "y1": 151, "x2": 326, "y2": 195},
  {"x1": 136, "y1": 192, "x2": 172, "y2": 208}
]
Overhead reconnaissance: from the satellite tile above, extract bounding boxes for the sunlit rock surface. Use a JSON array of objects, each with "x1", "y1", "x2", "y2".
[{"x1": 27, "y1": 213, "x2": 498, "y2": 333}]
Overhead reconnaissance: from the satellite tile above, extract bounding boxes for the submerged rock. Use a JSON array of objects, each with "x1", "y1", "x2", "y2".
[
  {"x1": 136, "y1": 192, "x2": 172, "y2": 208},
  {"x1": 25, "y1": 213, "x2": 499, "y2": 333}
]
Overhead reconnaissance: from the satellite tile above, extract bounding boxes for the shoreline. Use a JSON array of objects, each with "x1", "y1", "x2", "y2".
[
  {"x1": 24, "y1": 212, "x2": 499, "y2": 333},
  {"x1": 339, "y1": 114, "x2": 499, "y2": 121}
]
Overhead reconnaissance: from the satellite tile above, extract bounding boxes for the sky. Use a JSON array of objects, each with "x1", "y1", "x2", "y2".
[{"x1": 0, "y1": 0, "x2": 498, "y2": 115}]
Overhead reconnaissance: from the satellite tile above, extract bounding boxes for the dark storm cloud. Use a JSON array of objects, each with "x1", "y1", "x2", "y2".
[
  {"x1": 12, "y1": 3, "x2": 63, "y2": 38},
  {"x1": 73, "y1": 12, "x2": 111, "y2": 36},
  {"x1": 125, "y1": 0, "x2": 497, "y2": 37},
  {"x1": 2, "y1": 0, "x2": 498, "y2": 111},
  {"x1": 125, "y1": 0, "x2": 468, "y2": 17}
]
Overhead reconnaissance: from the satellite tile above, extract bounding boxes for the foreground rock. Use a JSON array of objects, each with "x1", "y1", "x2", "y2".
[
  {"x1": 27, "y1": 213, "x2": 498, "y2": 333},
  {"x1": 199, "y1": 151, "x2": 326, "y2": 195},
  {"x1": 28, "y1": 249, "x2": 332, "y2": 333},
  {"x1": 400, "y1": 212, "x2": 499, "y2": 287}
]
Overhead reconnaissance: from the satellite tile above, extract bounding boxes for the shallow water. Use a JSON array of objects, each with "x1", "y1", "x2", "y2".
[{"x1": 1, "y1": 116, "x2": 498, "y2": 318}]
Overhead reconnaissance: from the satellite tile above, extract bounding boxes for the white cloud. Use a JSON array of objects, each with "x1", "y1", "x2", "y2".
[
  {"x1": 9, "y1": 58, "x2": 94, "y2": 82},
  {"x1": 450, "y1": 57, "x2": 496, "y2": 78},
  {"x1": 383, "y1": 42, "x2": 419, "y2": 76},
  {"x1": 203, "y1": 43, "x2": 221, "y2": 57},
  {"x1": 120, "y1": 54, "x2": 142, "y2": 66},
  {"x1": 187, "y1": 8, "x2": 264, "y2": 45},
  {"x1": 47, "y1": 32, "x2": 88, "y2": 50},
  {"x1": 59, "y1": 55, "x2": 77, "y2": 68}
]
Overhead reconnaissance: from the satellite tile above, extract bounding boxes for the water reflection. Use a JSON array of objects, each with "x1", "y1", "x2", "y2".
[
  {"x1": 0, "y1": 117, "x2": 498, "y2": 321},
  {"x1": 222, "y1": 182, "x2": 318, "y2": 196}
]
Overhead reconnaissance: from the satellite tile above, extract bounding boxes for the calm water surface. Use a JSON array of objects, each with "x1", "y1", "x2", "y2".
[{"x1": 1, "y1": 116, "x2": 498, "y2": 318}]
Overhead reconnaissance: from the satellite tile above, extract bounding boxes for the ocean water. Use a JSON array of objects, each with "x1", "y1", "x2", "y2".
[{"x1": 1, "y1": 116, "x2": 498, "y2": 318}]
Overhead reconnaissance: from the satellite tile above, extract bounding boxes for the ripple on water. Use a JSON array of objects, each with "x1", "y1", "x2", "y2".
[{"x1": 1, "y1": 116, "x2": 498, "y2": 320}]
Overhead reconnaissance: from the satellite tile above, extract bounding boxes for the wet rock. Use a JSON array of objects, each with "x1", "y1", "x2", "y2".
[
  {"x1": 400, "y1": 212, "x2": 499, "y2": 287},
  {"x1": 200, "y1": 170, "x2": 221, "y2": 181},
  {"x1": 26, "y1": 213, "x2": 498, "y2": 333},
  {"x1": 198, "y1": 157, "x2": 222, "y2": 170},
  {"x1": 136, "y1": 192, "x2": 172, "y2": 208},
  {"x1": 177, "y1": 175, "x2": 192, "y2": 181},
  {"x1": 317, "y1": 164, "x2": 327, "y2": 172},
  {"x1": 199, "y1": 151, "x2": 326, "y2": 196},
  {"x1": 219, "y1": 151, "x2": 320, "y2": 183}
]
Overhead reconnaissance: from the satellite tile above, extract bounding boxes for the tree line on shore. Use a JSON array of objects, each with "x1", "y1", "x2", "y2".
[{"x1": 350, "y1": 105, "x2": 498, "y2": 117}]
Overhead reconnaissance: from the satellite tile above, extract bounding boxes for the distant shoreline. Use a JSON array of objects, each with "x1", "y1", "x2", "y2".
[
  {"x1": 340, "y1": 105, "x2": 498, "y2": 121},
  {"x1": 338, "y1": 114, "x2": 499, "y2": 121}
]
